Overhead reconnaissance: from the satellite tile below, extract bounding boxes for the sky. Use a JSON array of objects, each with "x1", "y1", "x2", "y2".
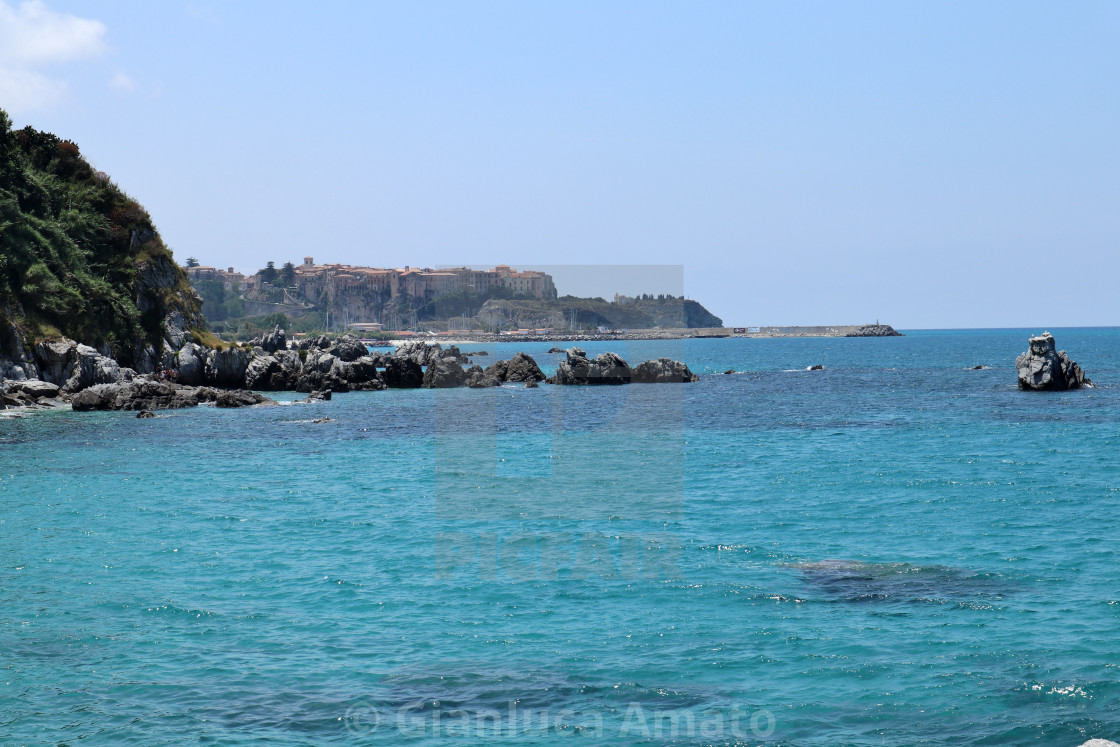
[{"x1": 1, "y1": 1, "x2": 1117, "y2": 328}]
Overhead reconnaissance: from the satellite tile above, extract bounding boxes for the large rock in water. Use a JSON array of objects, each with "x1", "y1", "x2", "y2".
[
  {"x1": 632, "y1": 358, "x2": 700, "y2": 383},
  {"x1": 1015, "y1": 331, "x2": 1092, "y2": 390},
  {"x1": 71, "y1": 380, "x2": 201, "y2": 411},
  {"x1": 422, "y1": 357, "x2": 467, "y2": 388},
  {"x1": 383, "y1": 357, "x2": 423, "y2": 388},
  {"x1": 551, "y1": 349, "x2": 632, "y2": 385}
]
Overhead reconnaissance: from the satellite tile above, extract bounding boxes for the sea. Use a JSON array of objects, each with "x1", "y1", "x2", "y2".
[{"x1": 2, "y1": 328, "x2": 1119, "y2": 746}]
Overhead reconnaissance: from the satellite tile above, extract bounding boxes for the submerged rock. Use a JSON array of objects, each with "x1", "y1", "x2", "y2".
[
  {"x1": 1015, "y1": 331, "x2": 1092, "y2": 390},
  {"x1": 136, "y1": 409, "x2": 156, "y2": 418}
]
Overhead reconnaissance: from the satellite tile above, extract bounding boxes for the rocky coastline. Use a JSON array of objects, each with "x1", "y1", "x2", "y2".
[{"x1": 0, "y1": 327, "x2": 699, "y2": 414}]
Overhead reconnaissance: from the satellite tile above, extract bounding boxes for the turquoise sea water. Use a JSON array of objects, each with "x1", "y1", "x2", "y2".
[{"x1": 2, "y1": 328, "x2": 1120, "y2": 745}]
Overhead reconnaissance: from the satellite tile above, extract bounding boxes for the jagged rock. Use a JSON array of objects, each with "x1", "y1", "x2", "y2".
[
  {"x1": 632, "y1": 358, "x2": 700, "y2": 383},
  {"x1": 475, "y1": 353, "x2": 546, "y2": 385},
  {"x1": 136, "y1": 410, "x2": 156, "y2": 418},
  {"x1": 303, "y1": 389, "x2": 332, "y2": 402},
  {"x1": 6, "y1": 379, "x2": 62, "y2": 398},
  {"x1": 422, "y1": 357, "x2": 467, "y2": 388},
  {"x1": 214, "y1": 389, "x2": 275, "y2": 408},
  {"x1": 566, "y1": 347, "x2": 586, "y2": 358},
  {"x1": 203, "y1": 346, "x2": 251, "y2": 388},
  {"x1": 163, "y1": 311, "x2": 187, "y2": 351},
  {"x1": 261, "y1": 325, "x2": 287, "y2": 354},
  {"x1": 63, "y1": 344, "x2": 132, "y2": 392},
  {"x1": 0, "y1": 317, "x2": 39, "y2": 381},
  {"x1": 807, "y1": 364, "x2": 824, "y2": 371},
  {"x1": 176, "y1": 343, "x2": 205, "y2": 386},
  {"x1": 33, "y1": 340, "x2": 76, "y2": 385},
  {"x1": 131, "y1": 342, "x2": 159, "y2": 375},
  {"x1": 244, "y1": 355, "x2": 281, "y2": 389},
  {"x1": 329, "y1": 334, "x2": 367, "y2": 362},
  {"x1": 525, "y1": 379, "x2": 539, "y2": 388},
  {"x1": 333, "y1": 356, "x2": 384, "y2": 390},
  {"x1": 723, "y1": 369, "x2": 735, "y2": 375},
  {"x1": 71, "y1": 380, "x2": 201, "y2": 411},
  {"x1": 551, "y1": 349, "x2": 632, "y2": 385},
  {"x1": 1015, "y1": 331, "x2": 1092, "y2": 391},
  {"x1": 464, "y1": 350, "x2": 488, "y2": 356},
  {"x1": 547, "y1": 347, "x2": 564, "y2": 353},
  {"x1": 502, "y1": 352, "x2": 546, "y2": 382},
  {"x1": 383, "y1": 357, "x2": 423, "y2": 388}
]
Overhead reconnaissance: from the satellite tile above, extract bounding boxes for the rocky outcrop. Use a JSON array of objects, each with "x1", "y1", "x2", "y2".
[
  {"x1": 334, "y1": 356, "x2": 385, "y2": 390},
  {"x1": 63, "y1": 344, "x2": 133, "y2": 392},
  {"x1": 328, "y1": 334, "x2": 368, "y2": 362},
  {"x1": 70, "y1": 379, "x2": 273, "y2": 411},
  {"x1": 243, "y1": 355, "x2": 282, "y2": 390},
  {"x1": 257, "y1": 325, "x2": 287, "y2": 354},
  {"x1": 34, "y1": 340, "x2": 75, "y2": 384},
  {"x1": 550, "y1": 348, "x2": 632, "y2": 385},
  {"x1": 632, "y1": 358, "x2": 700, "y2": 383},
  {"x1": 422, "y1": 357, "x2": 467, "y2": 388},
  {"x1": 71, "y1": 380, "x2": 202, "y2": 411},
  {"x1": 480, "y1": 352, "x2": 546, "y2": 384},
  {"x1": 176, "y1": 343, "x2": 206, "y2": 386},
  {"x1": 1015, "y1": 331, "x2": 1092, "y2": 391},
  {"x1": 383, "y1": 357, "x2": 423, "y2": 388},
  {"x1": 204, "y1": 346, "x2": 251, "y2": 388},
  {"x1": 214, "y1": 390, "x2": 275, "y2": 408},
  {"x1": 5, "y1": 379, "x2": 62, "y2": 398},
  {"x1": 465, "y1": 364, "x2": 501, "y2": 388}
]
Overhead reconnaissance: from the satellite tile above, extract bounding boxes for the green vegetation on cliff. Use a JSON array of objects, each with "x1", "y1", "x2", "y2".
[{"x1": 0, "y1": 109, "x2": 202, "y2": 363}]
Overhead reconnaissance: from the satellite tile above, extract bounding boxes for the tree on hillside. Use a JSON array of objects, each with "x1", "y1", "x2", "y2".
[
  {"x1": 280, "y1": 261, "x2": 296, "y2": 286},
  {"x1": 186, "y1": 257, "x2": 200, "y2": 268},
  {"x1": 258, "y1": 261, "x2": 278, "y2": 284}
]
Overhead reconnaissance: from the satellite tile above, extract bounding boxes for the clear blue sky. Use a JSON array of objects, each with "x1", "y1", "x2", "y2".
[{"x1": 3, "y1": 1, "x2": 1117, "y2": 327}]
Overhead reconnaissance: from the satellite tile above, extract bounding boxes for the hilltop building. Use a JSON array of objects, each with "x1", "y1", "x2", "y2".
[
  {"x1": 288, "y1": 259, "x2": 557, "y2": 303},
  {"x1": 186, "y1": 265, "x2": 248, "y2": 289}
]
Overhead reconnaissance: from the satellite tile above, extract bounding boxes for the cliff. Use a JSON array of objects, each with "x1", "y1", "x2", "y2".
[
  {"x1": 0, "y1": 109, "x2": 204, "y2": 380},
  {"x1": 477, "y1": 296, "x2": 723, "y2": 331}
]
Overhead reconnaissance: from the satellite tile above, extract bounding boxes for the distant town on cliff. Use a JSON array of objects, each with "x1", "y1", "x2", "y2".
[{"x1": 184, "y1": 258, "x2": 724, "y2": 337}]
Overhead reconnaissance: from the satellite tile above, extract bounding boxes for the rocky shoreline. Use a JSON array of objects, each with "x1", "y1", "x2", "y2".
[{"x1": 0, "y1": 327, "x2": 699, "y2": 414}]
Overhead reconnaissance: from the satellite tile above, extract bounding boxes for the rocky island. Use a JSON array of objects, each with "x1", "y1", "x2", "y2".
[{"x1": 1015, "y1": 331, "x2": 1093, "y2": 391}]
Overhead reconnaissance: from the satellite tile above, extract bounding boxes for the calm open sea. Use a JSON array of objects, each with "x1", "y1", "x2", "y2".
[{"x1": 2, "y1": 328, "x2": 1119, "y2": 745}]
